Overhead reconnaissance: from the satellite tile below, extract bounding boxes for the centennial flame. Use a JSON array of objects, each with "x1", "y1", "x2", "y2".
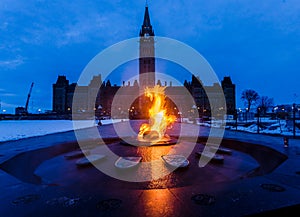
[{"x1": 138, "y1": 85, "x2": 176, "y2": 143}]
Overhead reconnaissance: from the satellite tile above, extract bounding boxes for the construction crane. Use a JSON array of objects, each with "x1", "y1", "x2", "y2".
[
  {"x1": 25, "y1": 82, "x2": 34, "y2": 114},
  {"x1": 15, "y1": 82, "x2": 34, "y2": 115}
]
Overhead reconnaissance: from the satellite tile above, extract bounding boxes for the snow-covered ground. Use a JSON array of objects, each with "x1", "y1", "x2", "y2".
[
  {"x1": 0, "y1": 119, "x2": 121, "y2": 142},
  {"x1": 0, "y1": 117, "x2": 298, "y2": 143},
  {"x1": 195, "y1": 117, "x2": 300, "y2": 136}
]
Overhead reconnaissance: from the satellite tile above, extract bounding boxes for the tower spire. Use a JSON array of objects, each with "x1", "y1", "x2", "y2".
[{"x1": 140, "y1": 3, "x2": 154, "y2": 36}]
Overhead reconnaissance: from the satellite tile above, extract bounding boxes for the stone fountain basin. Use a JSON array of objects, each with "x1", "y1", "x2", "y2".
[{"x1": 0, "y1": 136, "x2": 287, "y2": 191}]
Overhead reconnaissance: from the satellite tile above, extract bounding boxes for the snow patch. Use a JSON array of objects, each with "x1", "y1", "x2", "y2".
[{"x1": 0, "y1": 119, "x2": 121, "y2": 142}]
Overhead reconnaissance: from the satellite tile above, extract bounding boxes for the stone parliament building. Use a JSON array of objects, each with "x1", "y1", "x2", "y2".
[{"x1": 53, "y1": 5, "x2": 236, "y2": 119}]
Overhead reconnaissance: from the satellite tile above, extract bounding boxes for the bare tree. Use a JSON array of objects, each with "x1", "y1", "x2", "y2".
[
  {"x1": 257, "y1": 96, "x2": 274, "y2": 115},
  {"x1": 241, "y1": 89, "x2": 259, "y2": 111}
]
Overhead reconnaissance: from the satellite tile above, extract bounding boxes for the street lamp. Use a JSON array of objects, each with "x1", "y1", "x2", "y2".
[
  {"x1": 293, "y1": 103, "x2": 296, "y2": 138},
  {"x1": 284, "y1": 136, "x2": 289, "y2": 148},
  {"x1": 234, "y1": 109, "x2": 238, "y2": 131},
  {"x1": 257, "y1": 107, "x2": 260, "y2": 134}
]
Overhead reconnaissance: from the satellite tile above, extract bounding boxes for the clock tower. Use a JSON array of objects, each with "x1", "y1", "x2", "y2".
[{"x1": 139, "y1": 4, "x2": 155, "y2": 90}]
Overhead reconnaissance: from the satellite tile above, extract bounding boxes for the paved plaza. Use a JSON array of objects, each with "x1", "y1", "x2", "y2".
[{"x1": 1, "y1": 121, "x2": 300, "y2": 217}]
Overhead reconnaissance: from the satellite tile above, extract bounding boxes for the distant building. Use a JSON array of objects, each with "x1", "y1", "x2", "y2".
[
  {"x1": 52, "y1": 75, "x2": 72, "y2": 113},
  {"x1": 52, "y1": 5, "x2": 236, "y2": 117},
  {"x1": 53, "y1": 74, "x2": 236, "y2": 117},
  {"x1": 222, "y1": 76, "x2": 236, "y2": 114}
]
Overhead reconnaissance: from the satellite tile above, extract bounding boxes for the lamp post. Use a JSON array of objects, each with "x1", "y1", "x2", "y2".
[
  {"x1": 273, "y1": 107, "x2": 278, "y2": 123},
  {"x1": 293, "y1": 103, "x2": 296, "y2": 138},
  {"x1": 235, "y1": 109, "x2": 238, "y2": 131},
  {"x1": 284, "y1": 136, "x2": 289, "y2": 148},
  {"x1": 257, "y1": 107, "x2": 260, "y2": 134}
]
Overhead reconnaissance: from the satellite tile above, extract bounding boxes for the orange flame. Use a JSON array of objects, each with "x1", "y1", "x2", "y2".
[{"x1": 138, "y1": 85, "x2": 176, "y2": 143}]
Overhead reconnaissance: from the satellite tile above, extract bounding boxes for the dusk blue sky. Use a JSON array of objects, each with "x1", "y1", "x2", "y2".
[{"x1": 0, "y1": 0, "x2": 299, "y2": 114}]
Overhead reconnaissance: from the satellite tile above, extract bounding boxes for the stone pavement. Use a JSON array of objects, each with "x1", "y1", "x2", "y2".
[{"x1": 0, "y1": 121, "x2": 300, "y2": 217}]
